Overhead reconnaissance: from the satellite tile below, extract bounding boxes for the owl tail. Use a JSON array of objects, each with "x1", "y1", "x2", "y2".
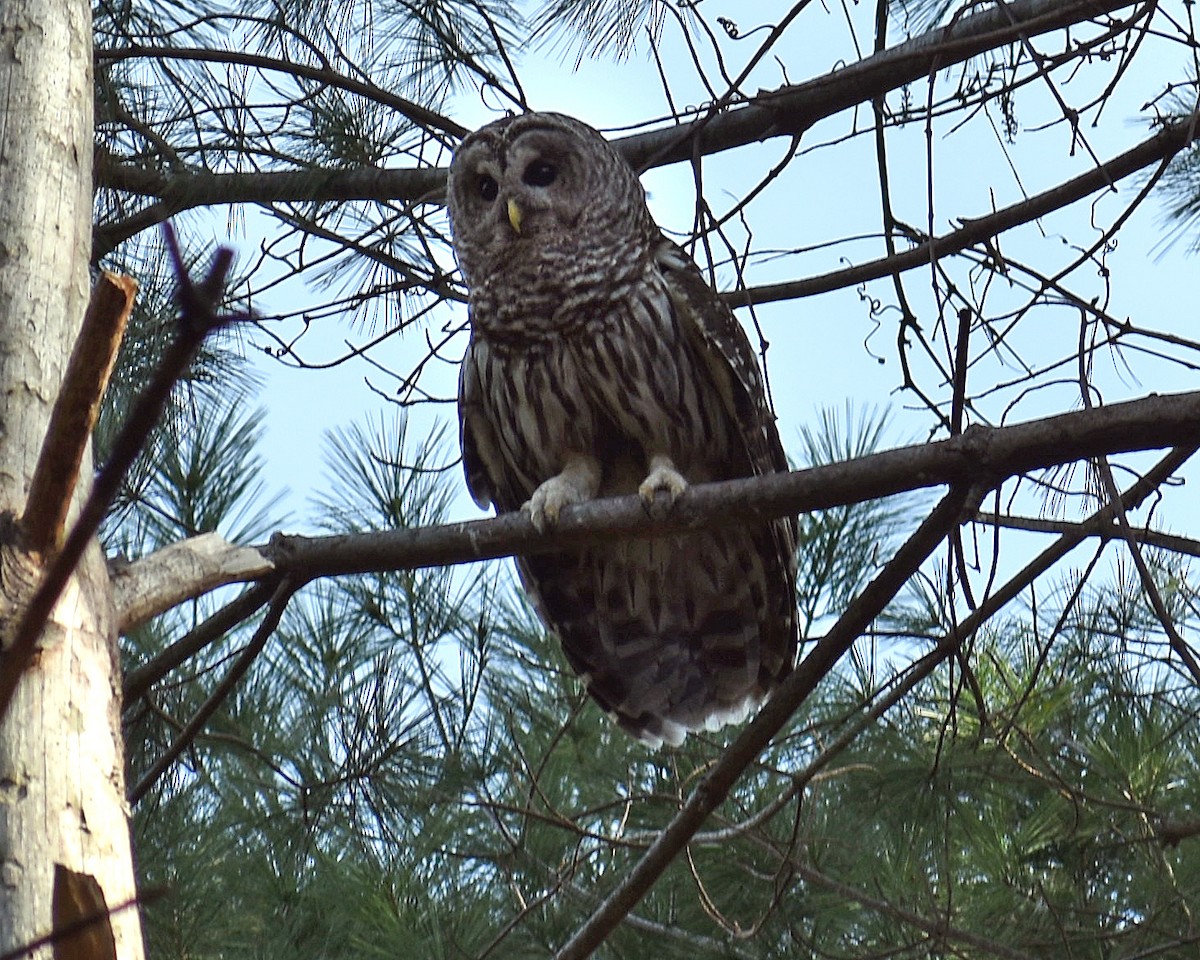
[{"x1": 520, "y1": 524, "x2": 796, "y2": 747}]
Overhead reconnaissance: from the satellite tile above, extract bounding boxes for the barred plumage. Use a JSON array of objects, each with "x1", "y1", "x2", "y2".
[{"x1": 449, "y1": 112, "x2": 798, "y2": 746}]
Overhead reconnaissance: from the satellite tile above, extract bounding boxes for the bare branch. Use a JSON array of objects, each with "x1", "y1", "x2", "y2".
[
  {"x1": 127, "y1": 577, "x2": 297, "y2": 805},
  {"x1": 111, "y1": 532, "x2": 274, "y2": 633},
  {"x1": 115, "y1": 393, "x2": 1200, "y2": 705},
  {"x1": 122, "y1": 581, "x2": 277, "y2": 705},
  {"x1": 974, "y1": 512, "x2": 1200, "y2": 559},
  {"x1": 269, "y1": 390, "x2": 1200, "y2": 581},
  {"x1": 724, "y1": 109, "x2": 1200, "y2": 306},
  {"x1": 0, "y1": 881, "x2": 165, "y2": 960},
  {"x1": 619, "y1": 0, "x2": 1142, "y2": 170},
  {"x1": 683, "y1": 445, "x2": 1198, "y2": 848},
  {"x1": 93, "y1": 0, "x2": 1140, "y2": 251},
  {"x1": 1092, "y1": 453, "x2": 1200, "y2": 684},
  {"x1": 22, "y1": 272, "x2": 134, "y2": 555},
  {"x1": 792, "y1": 861, "x2": 1037, "y2": 960}
]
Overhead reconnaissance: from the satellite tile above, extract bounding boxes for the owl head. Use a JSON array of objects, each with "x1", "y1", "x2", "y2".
[{"x1": 447, "y1": 112, "x2": 657, "y2": 290}]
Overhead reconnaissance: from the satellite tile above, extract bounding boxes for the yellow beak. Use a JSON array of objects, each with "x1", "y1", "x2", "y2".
[{"x1": 506, "y1": 199, "x2": 523, "y2": 235}]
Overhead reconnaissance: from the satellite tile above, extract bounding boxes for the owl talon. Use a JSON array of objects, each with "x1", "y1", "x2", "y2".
[
  {"x1": 639, "y1": 455, "x2": 688, "y2": 519},
  {"x1": 523, "y1": 485, "x2": 570, "y2": 532},
  {"x1": 525, "y1": 454, "x2": 602, "y2": 533}
]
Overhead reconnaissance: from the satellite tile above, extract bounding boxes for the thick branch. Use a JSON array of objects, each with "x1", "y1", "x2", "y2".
[
  {"x1": 93, "y1": 0, "x2": 1137, "y2": 251},
  {"x1": 673, "y1": 446, "x2": 1198, "y2": 848},
  {"x1": 554, "y1": 440, "x2": 1199, "y2": 957},
  {"x1": 269, "y1": 390, "x2": 1200, "y2": 581},
  {"x1": 111, "y1": 533, "x2": 274, "y2": 633},
  {"x1": 124, "y1": 391, "x2": 1200, "y2": 638},
  {"x1": 92, "y1": 164, "x2": 446, "y2": 260}
]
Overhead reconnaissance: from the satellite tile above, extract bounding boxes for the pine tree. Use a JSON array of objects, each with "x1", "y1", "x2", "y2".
[{"x1": 3, "y1": 1, "x2": 1200, "y2": 957}]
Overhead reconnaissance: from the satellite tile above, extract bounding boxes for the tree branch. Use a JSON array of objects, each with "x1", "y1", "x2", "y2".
[
  {"x1": 127, "y1": 577, "x2": 296, "y2": 805},
  {"x1": 974, "y1": 511, "x2": 1200, "y2": 559},
  {"x1": 92, "y1": 165, "x2": 447, "y2": 260},
  {"x1": 679, "y1": 445, "x2": 1198, "y2": 848},
  {"x1": 111, "y1": 532, "x2": 274, "y2": 633},
  {"x1": 618, "y1": 0, "x2": 1140, "y2": 170},
  {"x1": 117, "y1": 392, "x2": 1200, "y2": 712},
  {"x1": 268, "y1": 390, "x2": 1200, "y2": 581},
  {"x1": 791, "y1": 861, "x2": 1036, "y2": 960},
  {"x1": 556, "y1": 443, "x2": 1196, "y2": 958},
  {"x1": 93, "y1": 45, "x2": 467, "y2": 138},
  {"x1": 22, "y1": 272, "x2": 134, "y2": 555},
  {"x1": 122, "y1": 581, "x2": 277, "y2": 705},
  {"x1": 1092, "y1": 453, "x2": 1200, "y2": 684},
  {"x1": 724, "y1": 108, "x2": 1200, "y2": 307}
]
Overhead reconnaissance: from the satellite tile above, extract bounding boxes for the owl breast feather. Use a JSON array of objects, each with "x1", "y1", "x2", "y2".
[{"x1": 466, "y1": 263, "x2": 737, "y2": 508}]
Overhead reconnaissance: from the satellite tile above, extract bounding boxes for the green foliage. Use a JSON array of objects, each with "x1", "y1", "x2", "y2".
[
  {"x1": 1158, "y1": 104, "x2": 1200, "y2": 253},
  {"x1": 124, "y1": 409, "x2": 499, "y2": 957},
  {"x1": 92, "y1": 0, "x2": 523, "y2": 217},
  {"x1": 888, "y1": 0, "x2": 962, "y2": 33},
  {"x1": 120, "y1": 390, "x2": 1200, "y2": 958}
]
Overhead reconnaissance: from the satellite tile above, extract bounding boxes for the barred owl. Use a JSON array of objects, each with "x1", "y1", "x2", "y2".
[{"x1": 448, "y1": 112, "x2": 798, "y2": 747}]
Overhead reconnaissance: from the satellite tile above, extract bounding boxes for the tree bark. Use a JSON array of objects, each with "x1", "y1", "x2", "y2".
[{"x1": 0, "y1": 0, "x2": 145, "y2": 956}]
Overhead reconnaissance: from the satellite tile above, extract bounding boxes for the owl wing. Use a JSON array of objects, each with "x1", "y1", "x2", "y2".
[
  {"x1": 459, "y1": 336, "x2": 514, "y2": 512},
  {"x1": 655, "y1": 238, "x2": 798, "y2": 547}
]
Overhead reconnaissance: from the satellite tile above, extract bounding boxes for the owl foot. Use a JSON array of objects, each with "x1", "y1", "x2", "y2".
[
  {"x1": 639, "y1": 455, "x2": 688, "y2": 520},
  {"x1": 523, "y1": 453, "x2": 602, "y2": 533}
]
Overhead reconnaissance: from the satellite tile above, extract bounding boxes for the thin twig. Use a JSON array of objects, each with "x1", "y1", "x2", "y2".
[
  {"x1": 974, "y1": 512, "x2": 1200, "y2": 558},
  {"x1": 792, "y1": 861, "x2": 1036, "y2": 960},
  {"x1": 1094, "y1": 454, "x2": 1200, "y2": 686},
  {"x1": 93, "y1": 46, "x2": 466, "y2": 139},
  {"x1": 122, "y1": 580, "x2": 279, "y2": 705},
  {"x1": 724, "y1": 108, "x2": 1200, "y2": 307}
]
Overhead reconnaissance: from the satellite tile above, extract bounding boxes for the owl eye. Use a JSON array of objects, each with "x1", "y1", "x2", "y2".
[
  {"x1": 477, "y1": 175, "x2": 499, "y2": 202},
  {"x1": 522, "y1": 160, "x2": 557, "y2": 187}
]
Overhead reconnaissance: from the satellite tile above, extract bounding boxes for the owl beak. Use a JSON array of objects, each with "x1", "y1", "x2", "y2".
[{"x1": 506, "y1": 199, "x2": 523, "y2": 235}]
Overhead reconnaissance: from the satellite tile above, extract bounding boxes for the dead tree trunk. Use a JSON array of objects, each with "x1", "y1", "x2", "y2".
[{"x1": 0, "y1": 0, "x2": 145, "y2": 955}]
